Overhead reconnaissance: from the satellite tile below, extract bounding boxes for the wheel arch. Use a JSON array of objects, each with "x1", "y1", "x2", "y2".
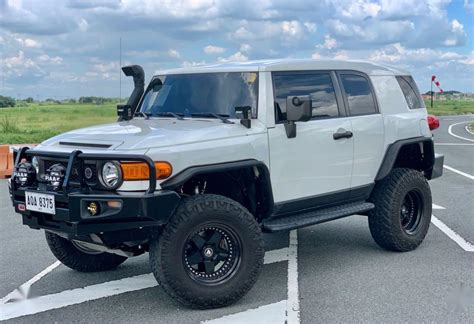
[
  {"x1": 375, "y1": 137, "x2": 436, "y2": 181},
  {"x1": 160, "y1": 159, "x2": 275, "y2": 219}
]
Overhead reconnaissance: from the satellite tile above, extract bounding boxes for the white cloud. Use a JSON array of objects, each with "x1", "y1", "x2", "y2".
[
  {"x1": 218, "y1": 51, "x2": 248, "y2": 62},
  {"x1": 232, "y1": 20, "x2": 307, "y2": 42},
  {"x1": 181, "y1": 60, "x2": 206, "y2": 67},
  {"x1": 168, "y1": 49, "x2": 181, "y2": 59},
  {"x1": 78, "y1": 18, "x2": 89, "y2": 32},
  {"x1": 4, "y1": 51, "x2": 36, "y2": 68},
  {"x1": 0, "y1": 0, "x2": 471, "y2": 95},
  {"x1": 281, "y1": 21, "x2": 304, "y2": 39},
  {"x1": 304, "y1": 22, "x2": 317, "y2": 33},
  {"x1": 240, "y1": 44, "x2": 251, "y2": 52},
  {"x1": 465, "y1": 0, "x2": 474, "y2": 12},
  {"x1": 204, "y1": 45, "x2": 226, "y2": 54},
  {"x1": 38, "y1": 54, "x2": 63, "y2": 64},
  {"x1": 92, "y1": 61, "x2": 121, "y2": 79},
  {"x1": 15, "y1": 37, "x2": 42, "y2": 48},
  {"x1": 317, "y1": 35, "x2": 338, "y2": 50},
  {"x1": 369, "y1": 43, "x2": 468, "y2": 64},
  {"x1": 459, "y1": 51, "x2": 474, "y2": 65}
]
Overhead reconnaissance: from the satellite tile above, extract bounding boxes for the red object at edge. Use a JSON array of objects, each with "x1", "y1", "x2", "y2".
[{"x1": 427, "y1": 115, "x2": 440, "y2": 130}]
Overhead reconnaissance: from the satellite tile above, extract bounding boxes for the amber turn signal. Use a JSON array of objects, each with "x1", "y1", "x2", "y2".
[{"x1": 121, "y1": 162, "x2": 172, "y2": 180}]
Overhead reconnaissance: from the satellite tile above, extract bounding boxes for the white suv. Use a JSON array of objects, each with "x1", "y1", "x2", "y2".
[{"x1": 10, "y1": 59, "x2": 444, "y2": 308}]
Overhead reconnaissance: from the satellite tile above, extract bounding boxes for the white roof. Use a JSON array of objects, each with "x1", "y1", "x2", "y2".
[{"x1": 155, "y1": 59, "x2": 410, "y2": 77}]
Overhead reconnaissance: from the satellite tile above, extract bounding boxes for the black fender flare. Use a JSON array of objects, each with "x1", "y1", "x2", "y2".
[
  {"x1": 375, "y1": 136, "x2": 435, "y2": 181},
  {"x1": 160, "y1": 159, "x2": 275, "y2": 215}
]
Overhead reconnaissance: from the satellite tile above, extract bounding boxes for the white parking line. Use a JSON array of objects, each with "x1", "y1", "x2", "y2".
[
  {"x1": 0, "y1": 273, "x2": 158, "y2": 321},
  {"x1": 264, "y1": 247, "x2": 289, "y2": 264},
  {"x1": 204, "y1": 300, "x2": 287, "y2": 324},
  {"x1": 432, "y1": 204, "x2": 445, "y2": 210},
  {"x1": 205, "y1": 229, "x2": 300, "y2": 324},
  {"x1": 1, "y1": 261, "x2": 61, "y2": 304},
  {"x1": 434, "y1": 143, "x2": 474, "y2": 146},
  {"x1": 465, "y1": 125, "x2": 474, "y2": 135},
  {"x1": 448, "y1": 121, "x2": 474, "y2": 142},
  {"x1": 443, "y1": 165, "x2": 474, "y2": 180},
  {"x1": 0, "y1": 247, "x2": 293, "y2": 321},
  {"x1": 431, "y1": 215, "x2": 474, "y2": 252},
  {"x1": 287, "y1": 230, "x2": 300, "y2": 324}
]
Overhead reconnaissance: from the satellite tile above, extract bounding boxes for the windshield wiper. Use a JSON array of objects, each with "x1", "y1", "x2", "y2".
[
  {"x1": 191, "y1": 112, "x2": 234, "y2": 124},
  {"x1": 135, "y1": 111, "x2": 150, "y2": 119},
  {"x1": 155, "y1": 112, "x2": 185, "y2": 120}
]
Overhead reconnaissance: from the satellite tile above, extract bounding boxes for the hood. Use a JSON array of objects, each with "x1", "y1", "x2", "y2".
[{"x1": 40, "y1": 118, "x2": 266, "y2": 151}]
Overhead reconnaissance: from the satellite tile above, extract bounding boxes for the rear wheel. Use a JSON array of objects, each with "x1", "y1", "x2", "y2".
[
  {"x1": 149, "y1": 194, "x2": 264, "y2": 309},
  {"x1": 368, "y1": 168, "x2": 432, "y2": 252},
  {"x1": 45, "y1": 232, "x2": 127, "y2": 272}
]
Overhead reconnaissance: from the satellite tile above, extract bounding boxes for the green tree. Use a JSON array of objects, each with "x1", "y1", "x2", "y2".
[{"x1": 0, "y1": 95, "x2": 16, "y2": 108}]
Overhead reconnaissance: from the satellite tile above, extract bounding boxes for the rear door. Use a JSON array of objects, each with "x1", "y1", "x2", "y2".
[
  {"x1": 268, "y1": 71, "x2": 353, "y2": 205},
  {"x1": 336, "y1": 72, "x2": 384, "y2": 190}
]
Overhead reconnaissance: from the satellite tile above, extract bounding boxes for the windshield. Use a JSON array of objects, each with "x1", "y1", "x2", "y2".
[{"x1": 139, "y1": 72, "x2": 258, "y2": 118}]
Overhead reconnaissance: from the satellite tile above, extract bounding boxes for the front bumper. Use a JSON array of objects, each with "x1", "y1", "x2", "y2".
[
  {"x1": 10, "y1": 147, "x2": 181, "y2": 236},
  {"x1": 11, "y1": 188, "x2": 180, "y2": 235}
]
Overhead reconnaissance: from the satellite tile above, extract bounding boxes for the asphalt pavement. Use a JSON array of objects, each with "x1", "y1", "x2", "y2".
[{"x1": 0, "y1": 115, "x2": 472, "y2": 323}]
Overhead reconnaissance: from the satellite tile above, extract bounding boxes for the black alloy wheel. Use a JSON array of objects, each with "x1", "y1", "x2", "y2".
[
  {"x1": 400, "y1": 189, "x2": 423, "y2": 235},
  {"x1": 183, "y1": 224, "x2": 241, "y2": 285}
]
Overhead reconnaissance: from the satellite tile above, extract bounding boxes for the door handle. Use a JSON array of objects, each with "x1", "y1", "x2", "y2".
[{"x1": 333, "y1": 130, "x2": 353, "y2": 140}]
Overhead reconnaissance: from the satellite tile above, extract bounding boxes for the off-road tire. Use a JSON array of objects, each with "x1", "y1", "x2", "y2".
[
  {"x1": 149, "y1": 194, "x2": 264, "y2": 309},
  {"x1": 368, "y1": 168, "x2": 432, "y2": 252},
  {"x1": 45, "y1": 232, "x2": 127, "y2": 272}
]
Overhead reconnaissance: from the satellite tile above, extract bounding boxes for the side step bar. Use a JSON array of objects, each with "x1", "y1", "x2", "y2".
[{"x1": 262, "y1": 201, "x2": 375, "y2": 232}]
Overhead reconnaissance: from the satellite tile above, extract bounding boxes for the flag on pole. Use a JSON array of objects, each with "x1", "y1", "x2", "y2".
[{"x1": 431, "y1": 75, "x2": 444, "y2": 93}]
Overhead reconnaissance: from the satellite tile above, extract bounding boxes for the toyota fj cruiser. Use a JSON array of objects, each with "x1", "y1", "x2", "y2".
[{"x1": 9, "y1": 59, "x2": 444, "y2": 309}]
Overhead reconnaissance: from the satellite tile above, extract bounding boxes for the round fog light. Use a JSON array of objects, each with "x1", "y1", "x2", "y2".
[{"x1": 87, "y1": 202, "x2": 100, "y2": 216}]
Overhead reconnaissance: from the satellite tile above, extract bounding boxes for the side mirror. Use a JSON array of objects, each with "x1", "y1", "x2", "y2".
[
  {"x1": 284, "y1": 95, "x2": 312, "y2": 138},
  {"x1": 117, "y1": 104, "x2": 133, "y2": 121},
  {"x1": 235, "y1": 106, "x2": 252, "y2": 128}
]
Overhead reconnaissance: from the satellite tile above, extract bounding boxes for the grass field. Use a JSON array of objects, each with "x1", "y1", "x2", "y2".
[
  {"x1": 425, "y1": 99, "x2": 474, "y2": 115},
  {"x1": 0, "y1": 103, "x2": 116, "y2": 144},
  {"x1": 1, "y1": 100, "x2": 473, "y2": 144},
  {"x1": 468, "y1": 123, "x2": 474, "y2": 133}
]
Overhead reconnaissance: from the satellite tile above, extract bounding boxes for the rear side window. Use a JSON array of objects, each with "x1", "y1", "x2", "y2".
[
  {"x1": 273, "y1": 72, "x2": 339, "y2": 122},
  {"x1": 396, "y1": 76, "x2": 425, "y2": 109},
  {"x1": 340, "y1": 74, "x2": 377, "y2": 116}
]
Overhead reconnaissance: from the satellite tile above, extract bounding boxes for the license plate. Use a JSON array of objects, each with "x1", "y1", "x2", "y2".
[{"x1": 25, "y1": 191, "x2": 55, "y2": 215}]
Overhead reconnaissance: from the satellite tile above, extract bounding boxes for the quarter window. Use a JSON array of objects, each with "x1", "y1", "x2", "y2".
[
  {"x1": 396, "y1": 76, "x2": 425, "y2": 109},
  {"x1": 340, "y1": 74, "x2": 377, "y2": 115},
  {"x1": 273, "y1": 72, "x2": 339, "y2": 122}
]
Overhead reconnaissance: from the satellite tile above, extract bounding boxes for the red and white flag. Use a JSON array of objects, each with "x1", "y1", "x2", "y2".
[{"x1": 431, "y1": 75, "x2": 444, "y2": 93}]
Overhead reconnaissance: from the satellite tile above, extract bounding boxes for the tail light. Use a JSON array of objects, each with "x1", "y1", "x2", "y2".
[{"x1": 427, "y1": 115, "x2": 439, "y2": 130}]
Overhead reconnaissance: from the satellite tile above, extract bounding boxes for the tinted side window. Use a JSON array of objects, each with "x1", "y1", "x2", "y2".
[
  {"x1": 273, "y1": 72, "x2": 339, "y2": 122},
  {"x1": 396, "y1": 76, "x2": 425, "y2": 109},
  {"x1": 340, "y1": 74, "x2": 377, "y2": 115}
]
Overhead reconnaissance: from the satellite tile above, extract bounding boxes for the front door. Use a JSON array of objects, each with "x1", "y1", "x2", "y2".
[{"x1": 268, "y1": 71, "x2": 353, "y2": 207}]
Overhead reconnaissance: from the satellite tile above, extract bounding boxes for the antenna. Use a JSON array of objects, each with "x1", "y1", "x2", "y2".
[{"x1": 119, "y1": 37, "x2": 122, "y2": 102}]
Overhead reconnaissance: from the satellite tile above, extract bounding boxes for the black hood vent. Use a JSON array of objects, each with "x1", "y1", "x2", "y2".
[{"x1": 59, "y1": 141, "x2": 112, "y2": 149}]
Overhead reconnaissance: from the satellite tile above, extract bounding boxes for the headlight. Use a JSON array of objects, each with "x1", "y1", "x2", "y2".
[{"x1": 100, "y1": 161, "x2": 122, "y2": 189}]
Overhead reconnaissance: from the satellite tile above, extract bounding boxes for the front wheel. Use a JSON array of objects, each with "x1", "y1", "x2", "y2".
[
  {"x1": 45, "y1": 232, "x2": 127, "y2": 272},
  {"x1": 149, "y1": 194, "x2": 264, "y2": 309},
  {"x1": 368, "y1": 168, "x2": 432, "y2": 252}
]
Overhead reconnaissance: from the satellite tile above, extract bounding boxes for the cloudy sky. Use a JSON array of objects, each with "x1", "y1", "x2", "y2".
[{"x1": 0, "y1": 0, "x2": 473, "y2": 99}]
